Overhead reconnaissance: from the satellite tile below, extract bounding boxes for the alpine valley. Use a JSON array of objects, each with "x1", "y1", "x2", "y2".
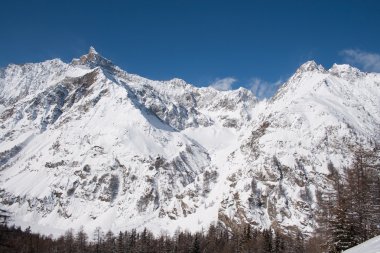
[{"x1": 0, "y1": 48, "x2": 379, "y2": 236}]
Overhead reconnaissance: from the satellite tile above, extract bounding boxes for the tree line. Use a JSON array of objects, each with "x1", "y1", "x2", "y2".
[{"x1": 0, "y1": 222, "x2": 317, "y2": 253}]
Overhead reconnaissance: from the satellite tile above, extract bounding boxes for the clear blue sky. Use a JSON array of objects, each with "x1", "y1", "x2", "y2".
[{"x1": 1, "y1": 0, "x2": 380, "y2": 97}]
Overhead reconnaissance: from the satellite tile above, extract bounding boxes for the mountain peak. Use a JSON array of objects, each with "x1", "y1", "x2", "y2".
[
  {"x1": 87, "y1": 46, "x2": 100, "y2": 61},
  {"x1": 72, "y1": 47, "x2": 114, "y2": 70},
  {"x1": 328, "y1": 63, "x2": 362, "y2": 78},
  {"x1": 296, "y1": 60, "x2": 325, "y2": 73},
  {"x1": 88, "y1": 46, "x2": 98, "y2": 55},
  {"x1": 84, "y1": 46, "x2": 101, "y2": 62}
]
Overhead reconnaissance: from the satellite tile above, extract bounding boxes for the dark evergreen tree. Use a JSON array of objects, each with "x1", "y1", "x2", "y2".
[
  {"x1": 117, "y1": 231, "x2": 124, "y2": 253},
  {"x1": 274, "y1": 230, "x2": 285, "y2": 253},
  {"x1": 75, "y1": 226, "x2": 88, "y2": 253},
  {"x1": 64, "y1": 229, "x2": 75, "y2": 253},
  {"x1": 191, "y1": 234, "x2": 201, "y2": 253},
  {"x1": 262, "y1": 229, "x2": 273, "y2": 253}
]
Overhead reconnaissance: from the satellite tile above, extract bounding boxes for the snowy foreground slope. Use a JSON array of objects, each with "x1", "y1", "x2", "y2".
[
  {"x1": 344, "y1": 235, "x2": 380, "y2": 253},
  {"x1": 0, "y1": 48, "x2": 379, "y2": 236}
]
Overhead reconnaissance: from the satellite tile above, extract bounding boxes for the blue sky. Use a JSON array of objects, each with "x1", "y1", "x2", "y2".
[{"x1": 1, "y1": 0, "x2": 380, "y2": 97}]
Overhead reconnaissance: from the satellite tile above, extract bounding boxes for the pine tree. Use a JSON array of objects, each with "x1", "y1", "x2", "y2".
[
  {"x1": 191, "y1": 234, "x2": 201, "y2": 253},
  {"x1": 105, "y1": 230, "x2": 115, "y2": 253},
  {"x1": 128, "y1": 229, "x2": 137, "y2": 251},
  {"x1": 274, "y1": 230, "x2": 285, "y2": 253},
  {"x1": 75, "y1": 226, "x2": 88, "y2": 253},
  {"x1": 117, "y1": 231, "x2": 124, "y2": 253},
  {"x1": 93, "y1": 227, "x2": 104, "y2": 253},
  {"x1": 317, "y1": 146, "x2": 380, "y2": 252},
  {"x1": 262, "y1": 229, "x2": 273, "y2": 253},
  {"x1": 206, "y1": 224, "x2": 218, "y2": 252},
  {"x1": 64, "y1": 229, "x2": 75, "y2": 253}
]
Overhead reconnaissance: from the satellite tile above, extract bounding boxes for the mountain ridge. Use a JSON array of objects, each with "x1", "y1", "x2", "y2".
[{"x1": 0, "y1": 47, "x2": 379, "y2": 236}]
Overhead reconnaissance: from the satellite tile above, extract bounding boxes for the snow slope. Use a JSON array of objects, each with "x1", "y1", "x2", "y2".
[
  {"x1": 0, "y1": 48, "x2": 379, "y2": 236},
  {"x1": 344, "y1": 236, "x2": 380, "y2": 253}
]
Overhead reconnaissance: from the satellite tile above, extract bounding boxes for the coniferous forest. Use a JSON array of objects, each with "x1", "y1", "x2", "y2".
[{"x1": 0, "y1": 147, "x2": 379, "y2": 253}]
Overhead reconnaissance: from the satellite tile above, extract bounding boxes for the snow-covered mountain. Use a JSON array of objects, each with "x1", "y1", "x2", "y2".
[{"x1": 0, "y1": 48, "x2": 379, "y2": 236}]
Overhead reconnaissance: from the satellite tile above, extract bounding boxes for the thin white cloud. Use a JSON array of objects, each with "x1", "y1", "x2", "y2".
[
  {"x1": 341, "y1": 49, "x2": 380, "y2": 72},
  {"x1": 249, "y1": 78, "x2": 283, "y2": 99},
  {"x1": 209, "y1": 77, "x2": 237, "y2": 91}
]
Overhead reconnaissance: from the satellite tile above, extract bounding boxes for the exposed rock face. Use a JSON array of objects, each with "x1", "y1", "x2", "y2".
[{"x1": 0, "y1": 47, "x2": 379, "y2": 236}]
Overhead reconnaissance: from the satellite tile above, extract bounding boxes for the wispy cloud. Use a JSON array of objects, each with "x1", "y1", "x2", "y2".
[
  {"x1": 209, "y1": 76, "x2": 284, "y2": 99},
  {"x1": 209, "y1": 77, "x2": 237, "y2": 91},
  {"x1": 341, "y1": 49, "x2": 380, "y2": 72},
  {"x1": 249, "y1": 78, "x2": 283, "y2": 99}
]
